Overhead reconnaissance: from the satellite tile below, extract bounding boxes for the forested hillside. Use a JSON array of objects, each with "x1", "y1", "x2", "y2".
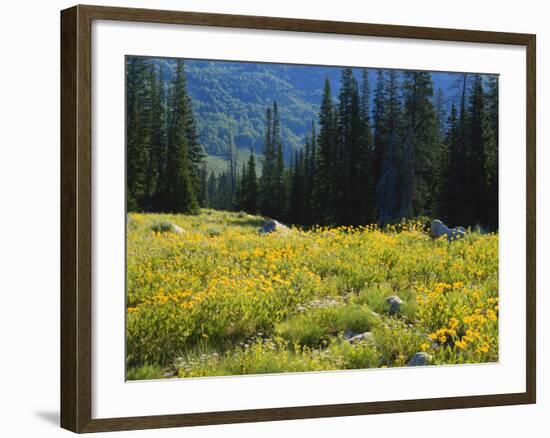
[
  {"x1": 153, "y1": 58, "x2": 456, "y2": 160},
  {"x1": 126, "y1": 56, "x2": 498, "y2": 229}
]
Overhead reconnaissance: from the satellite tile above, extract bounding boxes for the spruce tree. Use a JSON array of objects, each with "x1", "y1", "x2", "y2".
[
  {"x1": 464, "y1": 74, "x2": 486, "y2": 226},
  {"x1": 336, "y1": 68, "x2": 363, "y2": 225},
  {"x1": 313, "y1": 78, "x2": 337, "y2": 224},
  {"x1": 260, "y1": 107, "x2": 274, "y2": 216},
  {"x1": 161, "y1": 60, "x2": 199, "y2": 214},
  {"x1": 399, "y1": 71, "x2": 439, "y2": 218},
  {"x1": 243, "y1": 150, "x2": 259, "y2": 213},
  {"x1": 483, "y1": 75, "x2": 499, "y2": 229},
  {"x1": 376, "y1": 70, "x2": 402, "y2": 224},
  {"x1": 126, "y1": 57, "x2": 151, "y2": 211},
  {"x1": 359, "y1": 69, "x2": 376, "y2": 223}
]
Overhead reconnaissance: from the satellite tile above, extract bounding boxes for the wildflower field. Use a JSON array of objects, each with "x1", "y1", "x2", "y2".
[{"x1": 126, "y1": 210, "x2": 499, "y2": 380}]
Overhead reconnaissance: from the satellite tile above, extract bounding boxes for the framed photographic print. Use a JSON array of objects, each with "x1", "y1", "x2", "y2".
[{"x1": 60, "y1": 4, "x2": 536, "y2": 433}]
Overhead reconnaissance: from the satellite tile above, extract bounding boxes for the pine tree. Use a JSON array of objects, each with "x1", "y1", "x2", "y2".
[
  {"x1": 243, "y1": 150, "x2": 259, "y2": 213},
  {"x1": 376, "y1": 70, "x2": 402, "y2": 224},
  {"x1": 464, "y1": 74, "x2": 486, "y2": 226},
  {"x1": 336, "y1": 68, "x2": 363, "y2": 225},
  {"x1": 483, "y1": 75, "x2": 499, "y2": 229},
  {"x1": 313, "y1": 78, "x2": 338, "y2": 224},
  {"x1": 359, "y1": 69, "x2": 376, "y2": 223},
  {"x1": 399, "y1": 71, "x2": 439, "y2": 218},
  {"x1": 289, "y1": 150, "x2": 306, "y2": 224},
  {"x1": 147, "y1": 64, "x2": 167, "y2": 208},
  {"x1": 207, "y1": 171, "x2": 218, "y2": 209},
  {"x1": 161, "y1": 60, "x2": 199, "y2": 214},
  {"x1": 439, "y1": 103, "x2": 459, "y2": 221},
  {"x1": 272, "y1": 102, "x2": 287, "y2": 219},
  {"x1": 126, "y1": 57, "x2": 151, "y2": 211},
  {"x1": 260, "y1": 106, "x2": 274, "y2": 216}
]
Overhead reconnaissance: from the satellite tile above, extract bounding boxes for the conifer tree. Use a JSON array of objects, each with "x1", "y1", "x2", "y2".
[
  {"x1": 376, "y1": 70, "x2": 402, "y2": 224},
  {"x1": 464, "y1": 74, "x2": 486, "y2": 226},
  {"x1": 243, "y1": 150, "x2": 259, "y2": 213},
  {"x1": 126, "y1": 57, "x2": 151, "y2": 211},
  {"x1": 359, "y1": 69, "x2": 376, "y2": 223},
  {"x1": 260, "y1": 107, "x2": 275, "y2": 216},
  {"x1": 313, "y1": 78, "x2": 337, "y2": 224},
  {"x1": 161, "y1": 60, "x2": 199, "y2": 213},
  {"x1": 399, "y1": 71, "x2": 439, "y2": 218},
  {"x1": 336, "y1": 68, "x2": 363, "y2": 224},
  {"x1": 483, "y1": 75, "x2": 499, "y2": 229}
]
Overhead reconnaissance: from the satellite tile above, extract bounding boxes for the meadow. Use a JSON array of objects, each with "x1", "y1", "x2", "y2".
[{"x1": 126, "y1": 210, "x2": 499, "y2": 380}]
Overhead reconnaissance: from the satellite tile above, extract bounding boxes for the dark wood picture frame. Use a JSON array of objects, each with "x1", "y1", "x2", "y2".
[{"x1": 60, "y1": 4, "x2": 536, "y2": 433}]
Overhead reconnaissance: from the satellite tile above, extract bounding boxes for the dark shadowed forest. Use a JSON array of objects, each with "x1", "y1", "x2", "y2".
[{"x1": 126, "y1": 56, "x2": 498, "y2": 229}]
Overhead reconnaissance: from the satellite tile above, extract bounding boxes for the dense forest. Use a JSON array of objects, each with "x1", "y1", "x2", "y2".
[{"x1": 126, "y1": 57, "x2": 498, "y2": 229}]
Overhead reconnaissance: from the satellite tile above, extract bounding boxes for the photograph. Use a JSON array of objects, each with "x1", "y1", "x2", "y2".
[{"x1": 125, "y1": 55, "x2": 499, "y2": 380}]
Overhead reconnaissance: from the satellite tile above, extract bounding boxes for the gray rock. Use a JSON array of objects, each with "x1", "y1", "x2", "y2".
[
  {"x1": 448, "y1": 226, "x2": 466, "y2": 241},
  {"x1": 259, "y1": 219, "x2": 290, "y2": 235},
  {"x1": 407, "y1": 352, "x2": 432, "y2": 366},
  {"x1": 430, "y1": 219, "x2": 466, "y2": 242},
  {"x1": 430, "y1": 219, "x2": 450, "y2": 239},
  {"x1": 385, "y1": 295, "x2": 404, "y2": 315}
]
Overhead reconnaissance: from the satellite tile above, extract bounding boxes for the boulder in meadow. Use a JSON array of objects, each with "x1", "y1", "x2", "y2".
[
  {"x1": 430, "y1": 219, "x2": 466, "y2": 242},
  {"x1": 259, "y1": 219, "x2": 290, "y2": 235},
  {"x1": 385, "y1": 295, "x2": 404, "y2": 315},
  {"x1": 407, "y1": 352, "x2": 432, "y2": 366}
]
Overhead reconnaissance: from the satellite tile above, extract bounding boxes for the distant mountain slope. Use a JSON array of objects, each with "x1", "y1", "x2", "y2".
[{"x1": 154, "y1": 58, "x2": 458, "y2": 161}]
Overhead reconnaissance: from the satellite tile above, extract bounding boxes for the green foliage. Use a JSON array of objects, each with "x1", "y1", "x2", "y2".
[
  {"x1": 126, "y1": 211, "x2": 498, "y2": 378},
  {"x1": 276, "y1": 303, "x2": 377, "y2": 348},
  {"x1": 149, "y1": 220, "x2": 174, "y2": 233},
  {"x1": 372, "y1": 318, "x2": 425, "y2": 366}
]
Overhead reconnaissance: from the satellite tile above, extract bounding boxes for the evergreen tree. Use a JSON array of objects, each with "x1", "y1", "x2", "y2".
[
  {"x1": 439, "y1": 104, "x2": 459, "y2": 221},
  {"x1": 272, "y1": 102, "x2": 287, "y2": 219},
  {"x1": 483, "y1": 75, "x2": 499, "y2": 229},
  {"x1": 207, "y1": 171, "x2": 218, "y2": 209},
  {"x1": 399, "y1": 71, "x2": 439, "y2": 218},
  {"x1": 359, "y1": 69, "x2": 376, "y2": 223},
  {"x1": 260, "y1": 107, "x2": 275, "y2": 216},
  {"x1": 289, "y1": 150, "x2": 306, "y2": 224},
  {"x1": 313, "y1": 78, "x2": 338, "y2": 224},
  {"x1": 148, "y1": 64, "x2": 167, "y2": 208},
  {"x1": 243, "y1": 150, "x2": 259, "y2": 213},
  {"x1": 376, "y1": 70, "x2": 402, "y2": 224},
  {"x1": 464, "y1": 74, "x2": 486, "y2": 226},
  {"x1": 336, "y1": 68, "x2": 363, "y2": 225},
  {"x1": 126, "y1": 57, "x2": 151, "y2": 211},
  {"x1": 161, "y1": 60, "x2": 199, "y2": 213}
]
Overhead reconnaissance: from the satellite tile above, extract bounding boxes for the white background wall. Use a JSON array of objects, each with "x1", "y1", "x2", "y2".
[{"x1": 0, "y1": 0, "x2": 546, "y2": 436}]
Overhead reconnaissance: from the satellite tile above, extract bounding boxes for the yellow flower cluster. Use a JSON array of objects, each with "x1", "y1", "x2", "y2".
[{"x1": 126, "y1": 210, "x2": 499, "y2": 370}]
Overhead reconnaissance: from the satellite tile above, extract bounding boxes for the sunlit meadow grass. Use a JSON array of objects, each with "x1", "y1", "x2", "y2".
[{"x1": 126, "y1": 209, "x2": 499, "y2": 379}]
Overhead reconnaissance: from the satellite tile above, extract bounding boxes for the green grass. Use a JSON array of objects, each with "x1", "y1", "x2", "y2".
[{"x1": 126, "y1": 210, "x2": 499, "y2": 379}]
